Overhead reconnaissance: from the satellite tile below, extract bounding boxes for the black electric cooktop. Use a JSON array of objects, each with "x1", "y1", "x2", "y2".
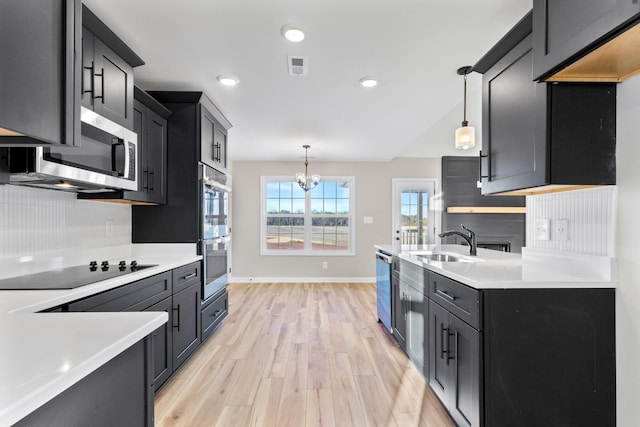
[{"x1": 0, "y1": 261, "x2": 157, "y2": 290}]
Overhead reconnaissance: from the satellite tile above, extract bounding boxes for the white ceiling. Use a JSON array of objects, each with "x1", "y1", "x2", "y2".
[{"x1": 83, "y1": 0, "x2": 532, "y2": 162}]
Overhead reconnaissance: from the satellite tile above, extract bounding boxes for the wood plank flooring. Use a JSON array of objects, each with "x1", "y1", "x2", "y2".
[{"x1": 154, "y1": 282, "x2": 455, "y2": 427}]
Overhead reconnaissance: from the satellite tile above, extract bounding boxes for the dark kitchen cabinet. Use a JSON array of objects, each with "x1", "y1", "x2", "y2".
[
  {"x1": 398, "y1": 260, "x2": 428, "y2": 379},
  {"x1": 421, "y1": 265, "x2": 615, "y2": 427},
  {"x1": 201, "y1": 107, "x2": 229, "y2": 173},
  {"x1": 0, "y1": 0, "x2": 81, "y2": 146},
  {"x1": 145, "y1": 297, "x2": 173, "y2": 391},
  {"x1": 406, "y1": 284, "x2": 428, "y2": 379},
  {"x1": 393, "y1": 280, "x2": 407, "y2": 351},
  {"x1": 81, "y1": 5, "x2": 144, "y2": 130},
  {"x1": 201, "y1": 288, "x2": 229, "y2": 341},
  {"x1": 428, "y1": 300, "x2": 481, "y2": 427},
  {"x1": 533, "y1": 0, "x2": 640, "y2": 81},
  {"x1": 133, "y1": 91, "x2": 232, "y2": 244},
  {"x1": 172, "y1": 281, "x2": 202, "y2": 370},
  {"x1": 476, "y1": 14, "x2": 616, "y2": 196}
]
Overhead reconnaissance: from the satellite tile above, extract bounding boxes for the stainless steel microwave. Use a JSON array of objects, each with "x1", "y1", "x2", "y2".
[{"x1": 2, "y1": 107, "x2": 138, "y2": 192}]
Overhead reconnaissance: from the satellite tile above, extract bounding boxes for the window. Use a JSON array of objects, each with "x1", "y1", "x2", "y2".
[{"x1": 261, "y1": 176, "x2": 355, "y2": 255}]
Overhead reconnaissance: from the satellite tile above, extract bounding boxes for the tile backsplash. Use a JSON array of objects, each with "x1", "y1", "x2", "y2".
[
  {"x1": 526, "y1": 186, "x2": 617, "y2": 257},
  {"x1": 0, "y1": 185, "x2": 131, "y2": 258}
]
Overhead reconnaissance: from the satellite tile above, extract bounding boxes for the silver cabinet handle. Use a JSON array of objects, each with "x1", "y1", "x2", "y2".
[{"x1": 436, "y1": 289, "x2": 456, "y2": 301}]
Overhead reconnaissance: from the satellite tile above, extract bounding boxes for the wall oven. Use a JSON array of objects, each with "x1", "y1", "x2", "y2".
[
  {"x1": 200, "y1": 164, "x2": 230, "y2": 302},
  {"x1": 2, "y1": 107, "x2": 138, "y2": 192}
]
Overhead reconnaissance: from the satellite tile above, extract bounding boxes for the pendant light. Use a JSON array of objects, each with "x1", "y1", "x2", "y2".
[
  {"x1": 295, "y1": 145, "x2": 320, "y2": 192},
  {"x1": 455, "y1": 65, "x2": 475, "y2": 150}
]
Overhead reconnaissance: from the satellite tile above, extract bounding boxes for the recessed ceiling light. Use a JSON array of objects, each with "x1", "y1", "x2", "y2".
[
  {"x1": 281, "y1": 24, "x2": 305, "y2": 42},
  {"x1": 359, "y1": 77, "x2": 378, "y2": 88},
  {"x1": 217, "y1": 75, "x2": 239, "y2": 86}
]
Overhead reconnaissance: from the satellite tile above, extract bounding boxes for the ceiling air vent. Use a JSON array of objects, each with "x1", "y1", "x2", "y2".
[{"x1": 288, "y1": 56, "x2": 308, "y2": 76}]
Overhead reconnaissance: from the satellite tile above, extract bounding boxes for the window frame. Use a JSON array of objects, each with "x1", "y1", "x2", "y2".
[{"x1": 260, "y1": 175, "x2": 356, "y2": 256}]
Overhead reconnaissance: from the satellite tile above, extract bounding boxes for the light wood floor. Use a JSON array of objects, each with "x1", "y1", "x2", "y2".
[{"x1": 154, "y1": 282, "x2": 455, "y2": 427}]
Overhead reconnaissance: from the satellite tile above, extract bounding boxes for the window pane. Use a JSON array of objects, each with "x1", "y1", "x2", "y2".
[
  {"x1": 336, "y1": 183, "x2": 349, "y2": 198},
  {"x1": 324, "y1": 199, "x2": 336, "y2": 214},
  {"x1": 311, "y1": 182, "x2": 324, "y2": 198},
  {"x1": 324, "y1": 182, "x2": 337, "y2": 198},
  {"x1": 279, "y1": 182, "x2": 293, "y2": 198},
  {"x1": 266, "y1": 182, "x2": 280, "y2": 198},
  {"x1": 292, "y1": 184, "x2": 306, "y2": 198},
  {"x1": 292, "y1": 198, "x2": 305, "y2": 214},
  {"x1": 266, "y1": 199, "x2": 279, "y2": 214},
  {"x1": 336, "y1": 199, "x2": 349, "y2": 214},
  {"x1": 311, "y1": 199, "x2": 323, "y2": 214}
]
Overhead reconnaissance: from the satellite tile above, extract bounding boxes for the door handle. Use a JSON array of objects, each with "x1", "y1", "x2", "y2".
[
  {"x1": 448, "y1": 330, "x2": 457, "y2": 363},
  {"x1": 83, "y1": 61, "x2": 94, "y2": 95},
  {"x1": 440, "y1": 324, "x2": 448, "y2": 361},
  {"x1": 149, "y1": 170, "x2": 155, "y2": 191},
  {"x1": 172, "y1": 305, "x2": 181, "y2": 332},
  {"x1": 182, "y1": 272, "x2": 197, "y2": 281},
  {"x1": 94, "y1": 68, "x2": 104, "y2": 102},
  {"x1": 436, "y1": 289, "x2": 457, "y2": 302}
]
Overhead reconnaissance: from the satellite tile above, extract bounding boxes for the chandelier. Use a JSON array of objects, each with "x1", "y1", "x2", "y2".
[{"x1": 295, "y1": 145, "x2": 320, "y2": 192}]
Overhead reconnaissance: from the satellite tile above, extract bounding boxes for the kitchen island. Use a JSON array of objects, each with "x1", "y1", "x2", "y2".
[
  {"x1": 376, "y1": 243, "x2": 616, "y2": 427},
  {"x1": 0, "y1": 246, "x2": 201, "y2": 426}
]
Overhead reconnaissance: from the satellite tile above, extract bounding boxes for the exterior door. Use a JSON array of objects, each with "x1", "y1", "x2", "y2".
[{"x1": 392, "y1": 179, "x2": 437, "y2": 245}]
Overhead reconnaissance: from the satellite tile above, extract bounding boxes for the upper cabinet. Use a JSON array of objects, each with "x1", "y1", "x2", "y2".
[
  {"x1": 148, "y1": 91, "x2": 232, "y2": 174},
  {"x1": 0, "y1": 0, "x2": 81, "y2": 146},
  {"x1": 533, "y1": 0, "x2": 640, "y2": 82},
  {"x1": 81, "y1": 5, "x2": 144, "y2": 130},
  {"x1": 474, "y1": 12, "x2": 616, "y2": 196}
]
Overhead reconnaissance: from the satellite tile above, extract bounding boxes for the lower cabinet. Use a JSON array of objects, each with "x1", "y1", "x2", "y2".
[
  {"x1": 64, "y1": 261, "x2": 216, "y2": 393},
  {"x1": 392, "y1": 279, "x2": 407, "y2": 350},
  {"x1": 145, "y1": 297, "x2": 173, "y2": 391},
  {"x1": 172, "y1": 281, "x2": 201, "y2": 370},
  {"x1": 391, "y1": 261, "x2": 615, "y2": 427},
  {"x1": 428, "y1": 300, "x2": 481, "y2": 427},
  {"x1": 201, "y1": 288, "x2": 228, "y2": 341}
]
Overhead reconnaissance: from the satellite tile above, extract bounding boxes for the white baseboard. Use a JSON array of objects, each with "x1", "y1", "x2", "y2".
[{"x1": 230, "y1": 276, "x2": 375, "y2": 284}]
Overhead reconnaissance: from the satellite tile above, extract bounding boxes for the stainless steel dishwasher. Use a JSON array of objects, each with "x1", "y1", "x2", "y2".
[{"x1": 375, "y1": 249, "x2": 393, "y2": 333}]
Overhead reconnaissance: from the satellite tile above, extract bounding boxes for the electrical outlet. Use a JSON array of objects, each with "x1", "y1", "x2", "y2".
[
  {"x1": 322, "y1": 261, "x2": 328, "y2": 269},
  {"x1": 105, "y1": 220, "x2": 114, "y2": 237},
  {"x1": 534, "y1": 219, "x2": 550, "y2": 241},
  {"x1": 556, "y1": 219, "x2": 569, "y2": 241}
]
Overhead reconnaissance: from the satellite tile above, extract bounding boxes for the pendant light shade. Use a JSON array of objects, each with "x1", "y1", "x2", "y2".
[
  {"x1": 455, "y1": 66, "x2": 475, "y2": 150},
  {"x1": 296, "y1": 145, "x2": 320, "y2": 192}
]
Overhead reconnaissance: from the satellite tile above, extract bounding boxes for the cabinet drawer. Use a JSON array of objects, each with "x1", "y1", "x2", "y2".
[
  {"x1": 68, "y1": 271, "x2": 172, "y2": 312},
  {"x1": 172, "y1": 261, "x2": 201, "y2": 293},
  {"x1": 202, "y1": 289, "x2": 228, "y2": 341},
  {"x1": 428, "y1": 272, "x2": 482, "y2": 330},
  {"x1": 399, "y1": 259, "x2": 426, "y2": 294}
]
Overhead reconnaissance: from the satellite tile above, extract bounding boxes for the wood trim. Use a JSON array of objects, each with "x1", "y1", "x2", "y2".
[
  {"x1": 446, "y1": 206, "x2": 526, "y2": 214},
  {"x1": 494, "y1": 184, "x2": 602, "y2": 196},
  {"x1": 547, "y1": 22, "x2": 640, "y2": 83}
]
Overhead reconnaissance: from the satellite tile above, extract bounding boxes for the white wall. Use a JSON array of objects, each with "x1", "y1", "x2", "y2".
[
  {"x1": 0, "y1": 185, "x2": 131, "y2": 277},
  {"x1": 230, "y1": 157, "x2": 441, "y2": 281},
  {"x1": 614, "y1": 74, "x2": 640, "y2": 427}
]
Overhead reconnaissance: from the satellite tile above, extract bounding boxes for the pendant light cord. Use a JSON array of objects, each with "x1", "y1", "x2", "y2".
[{"x1": 462, "y1": 73, "x2": 468, "y2": 125}]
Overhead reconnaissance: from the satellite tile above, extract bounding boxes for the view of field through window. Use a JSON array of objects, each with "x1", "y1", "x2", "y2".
[{"x1": 265, "y1": 180, "x2": 351, "y2": 251}]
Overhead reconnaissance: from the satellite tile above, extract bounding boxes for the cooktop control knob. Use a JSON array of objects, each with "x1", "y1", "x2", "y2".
[
  {"x1": 101, "y1": 260, "x2": 109, "y2": 271},
  {"x1": 89, "y1": 261, "x2": 98, "y2": 272},
  {"x1": 130, "y1": 260, "x2": 138, "y2": 271},
  {"x1": 118, "y1": 260, "x2": 127, "y2": 271}
]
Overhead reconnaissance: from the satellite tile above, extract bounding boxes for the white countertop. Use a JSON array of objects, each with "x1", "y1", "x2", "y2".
[
  {"x1": 0, "y1": 245, "x2": 201, "y2": 426},
  {"x1": 376, "y1": 244, "x2": 616, "y2": 289}
]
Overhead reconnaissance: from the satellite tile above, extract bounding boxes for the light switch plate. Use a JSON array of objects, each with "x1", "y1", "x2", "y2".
[
  {"x1": 535, "y1": 219, "x2": 550, "y2": 241},
  {"x1": 363, "y1": 216, "x2": 373, "y2": 224}
]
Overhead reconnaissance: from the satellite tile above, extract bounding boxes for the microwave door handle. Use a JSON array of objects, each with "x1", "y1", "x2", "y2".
[
  {"x1": 123, "y1": 139, "x2": 130, "y2": 179},
  {"x1": 111, "y1": 139, "x2": 128, "y2": 177}
]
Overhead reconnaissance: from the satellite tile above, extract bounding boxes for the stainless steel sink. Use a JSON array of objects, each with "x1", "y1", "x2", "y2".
[{"x1": 418, "y1": 254, "x2": 461, "y2": 262}]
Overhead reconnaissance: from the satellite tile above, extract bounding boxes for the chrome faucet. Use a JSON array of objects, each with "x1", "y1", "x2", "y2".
[{"x1": 438, "y1": 224, "x2": 477, "y2": 256}]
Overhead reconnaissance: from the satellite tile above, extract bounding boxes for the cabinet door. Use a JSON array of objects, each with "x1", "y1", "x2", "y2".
[
  {"x1": 0, "y1": 0, "x2": 81, "y2": 146},
  {"x1": 213, "y1": 125, "x2": 227, "y2": 171},
  {"x1": 533, "y1": 0, "x2": 640, "y2": 80},
  {"x1": 200, "y1": 107, "x2": 216, "y2": 169},
  {"x1": 92, "y1": 36, "x2": 134, "y2": 129},
  {"x1": 172, "y1": 282, "x2": 201, "y2": 369},
  {"x1": 481, "y1": 34, "x2": 546, "y2": 195},
  {"x1": 145, "y1": 297, "x2": 173, "y2": 391},
  {"x1": 81, "y1": 27, "x2": 95, "y2": 111},
  {"x1": 393, "y1": 280, "x2": 407, "y2": 350},
  {"x1": 407, "y1": 285, "x2": 428, "y2": 379},
  {"x1": 146, "y1": 108, "x2": 168, "y2": 204},
  {"x1": 448, "y1": 314, "x2": 481, "y2": 427},
  {"x1": 133, "y1": 99, "x2": 148, "y2": 193},
  {"x1": 428, "y1": 300, "x2": 451, "y2": 406}
]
